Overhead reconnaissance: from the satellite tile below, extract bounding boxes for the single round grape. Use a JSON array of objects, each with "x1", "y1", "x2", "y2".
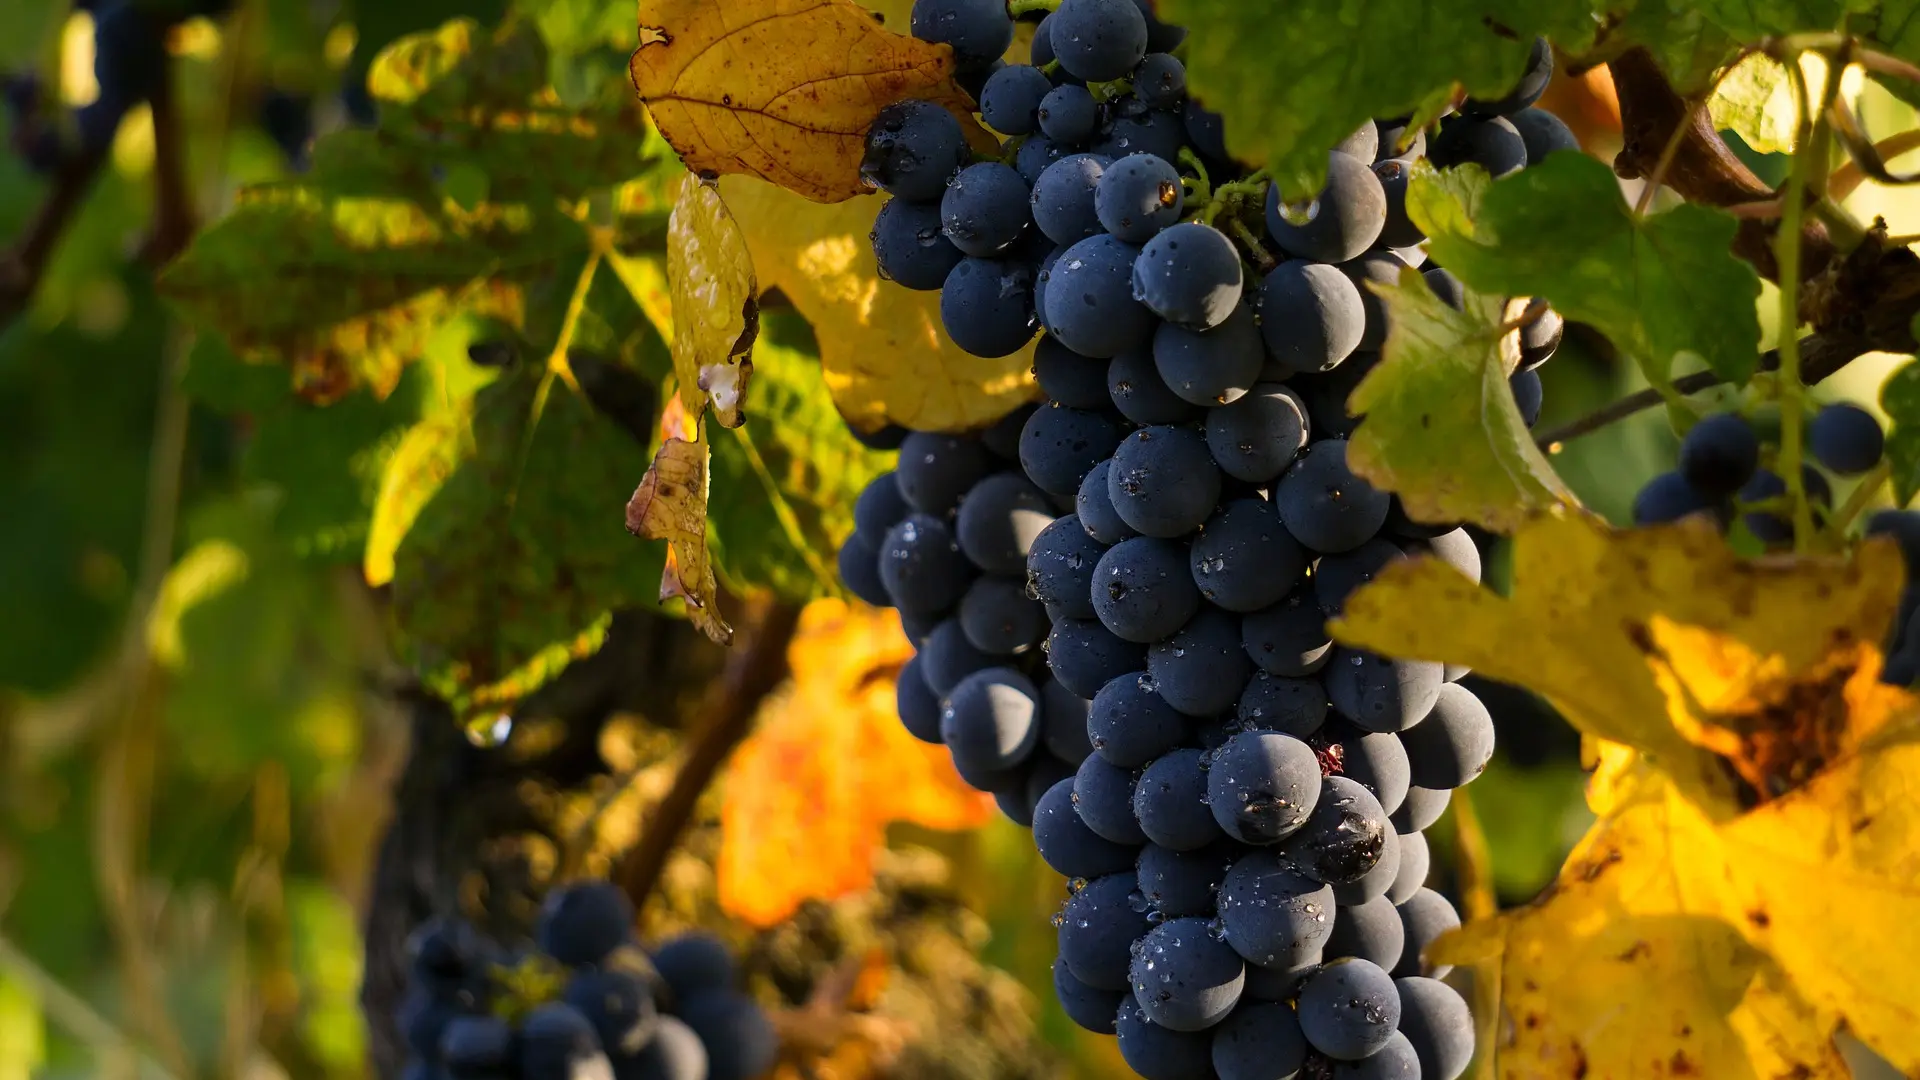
[
  {"x1": 1019, "y1": 402, "x2": 1125, "y2": 495},
  {"x1": 1133, "y1": 222, "x2": 1244, "y2": 330},
  {"x1": 1094, "y1": 155, "x2": 1183, "y2": 250},
  {"x1": 1057, "y1": 871, "x2": 1154, "y2": 990},
  {"x1": 1035, "y1": 776, "x2": 1142, "y2": 878},
  {"x1": 1332, "y1": 1029, "x2": 1422, "y2": 1080},
  {"x1": 1047, "y1": 616, "x2": 1149, "y2": 698},
  {"x1": 1116, "y1": 993, "x2": 1215, "y2": 1080},
  {"x1": 1093, "y1": 536, "x2": 1204, "y2": 644},
  {"x1": 1189, "y1": 498, "x2": 1308, "y2": 614},
  {"x1": 1429, "y1": 115, "x2": 1528, "y2": 177},
  {"x1": 1045, "y1": 233, "x2": 1156, "y2": 358},
  {"x1": 1633, "y1": 471, "x2": 1720, "y2": 527},
  {"x1": 1394, "y1": 976, "x2": 1474, "y2": 1080},
  {"x1": 1027, "y1": 515, "x2": 1104, "y2": 620},
  {"x1": 1319, "y1": 718, "x2": 1411, "y2": 817},
  {"x1": 879, "y1": 513, "x2": 972, "y2": 615},
  {"x1": 1325, "y1": 895, "x2": 1405, "y2": 972},
  {"x1": 1149, "y1": 607, "x2": 1254, "y2": 716},
  {"x1": 1033, "y1": 332, "x2": 1113, "y2": 409},
  {"x1": 1399, "y1": 683, "x2": 1494, "y2": 789},
  {"x1": 1809, "y1": 402, "x2": 1885, "y2": 475},
  {"x1": 1276, "y1": 440, "x2": 1391, "y2": 554},
  {"x1": 563, "y1": 967, "x2": 659, "y2": 1057},
  {"x1": 1297, "y1": 958, "x2": 1401, "y2": 1061},
  {"x1": 1108, "y1": 426, "x2": 1224, "y2": 538},
  {"x1": 1266, "y1": 152, "x2": 1387, "y2": 264},
  {"x1": 1387, "y1": 830, "x2": 1430, "y2": 905},
  {"x1": 652, "y1": 930, "x2": 736, "y2": 1001},
  {"x1": 838, "y1": 533, "x2": 892, "y2": 608},
  {"x1": 854, "y1": 472, "x2": 910, "y2": 541},
  {"x1": 1128, "y1": 917, "x2": 1247, "y2": 1032},
  {"x1": 1331, "y1": 822, "x2": 1400, "y2": 906},
  {"x1": 1314, "y1": 537, "x2": 1405, "y2": 616},
  {"x1": 1342, "y1": 252, "x2": 1404, "y2": 350},
  {"x1": 1511, "y1": 368, "x2": 1543, "y2": 427},
  {"x1": 978, "y1": 63, "x2": 1052, "y2": 135},
  {"x1": 940, "y1": 257, "x2": 1038, "y2": 358},
  {"x1": 537, "y1": 881, "x2": 634, "y2": 968},
  {"x1": 1074, "y1": 753, "x2": 1149, "y2": 844},
  {"x1": 1133, "y1": 52, "x2": 1186, "y2": 108},
  {"x1": 1089, "y1": 671, "x2": 1190, "y2": 767},
  {"x1": 1371, "y1": 157, "x2": 1425, "y2": 249},
  {"x1": 1077, "y1": 459, "x2": 1139, "y2": 545},
  {"x1": 1054, "y1": 956, "x2": 1126, "y2": 1034},
  {"x1": 871, "y1": 197, "x2": 965, "y2": 290},
  {"x1": 1325, "y1": 647, "x2": 1443, "y2": 733},
  {"x1": 679, "y1": 993, "x2": 778, "y2": 1080},
  {"x1": 1241, "y1": 590, "x2": 1334, "y2": 677},
  {"x1": 441, "y1": 1015, "x2": 516, "y2": 1074},
  {"x1": 1216, "y1": 849, "x2": 1336, "y2": 967},
  {"x1": 1135, "y1": 841, "x2": 1235, "y2": 917},
  {"x1": 1153, "y1": 301, "x2": 1264, "y2": 406},
  {"x1": 1133, "y1": 747, "x2": 1223, "y2": 850},
  {"x1": 1093, "y1": 105, "x2": 1186, "y2": 161},
  {"x1": 1207, "y1": 729, "x2": 1322, "y2": 844},
  {"x1": 1109, "y1": 345, "x2": 1202, "y2": 425},
  {"x1": 1390, "y1": 786, "x2": 1450, "y2": 833},
  {"x1": 1049, "y1": 0, "x2": 1149, "y2": 80},
  {"x1": 911, "y1": 0, "x2": 1016, "y2": 70},
  {"x1": 1211, "y1": 999, "x2": 1309, "y2": 1080},
  {"x1": 1237, "y1": 672, "x2": 1329, "y2": 738},
  {"x1": 1281, "y1": 776, "x2": 1389, "y2": 884},
  {"x1": 1031, "y1": 153, "x2": 1111, "y2": 246},
  {"x1": 1029, "y1": 11, "x2": 1060, "y2": 66},
  {"x1": 1015, "y1": 133, "x2": 1070, "y2": 184},
  {"x1": 897, "y1": 432, "x2": 992, "y2": 516},
  {"x1": 1038, "y1": 83, "x2": 1100, "y2": 142},
  {"x1": 1392, "y1": 889, "x2": 1461, "y2": 979},
  {"x1": 921, "y1": 619, "x2": 996, "y2": 698},
  {"x1": 956, "y1": 470, "x2": 1055, "y2": 574},
  {"x1": 1464, "y1": 35, "x2": 1553, "y2": 116},
  {"x1": 861, "y1": 99, "x2": 968, "y2": 202},
  {"x1": 1205, "y1": 382, "x2": 1311, "y2": 483},
  {"x1": 1511, "y1": 106, "x2": 1579, "y2": 163},
  {"x1": 942, "y1": 162, "x2": 1032, "y2": 257},
  {"x1": 941, "y1": 666, "x2": 1042, "y2": 780},
  {"x1": 897, "y1": 653, "x2": 943, "y2": 743}
]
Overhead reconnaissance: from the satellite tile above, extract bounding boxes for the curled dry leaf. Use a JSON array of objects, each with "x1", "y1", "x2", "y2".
[
  {"x1": 626, "y1": 397, "x2": 733, "y2": 644},
  {"x1": 667, "y1": 174, "x2": 758, "y2": 428},
  {"x1": 1333, "y1": 511, "x2": 1920, "y2": 1077},
  {"x1": 631, "y1": 0, "x2": 979, "y2": 203}
]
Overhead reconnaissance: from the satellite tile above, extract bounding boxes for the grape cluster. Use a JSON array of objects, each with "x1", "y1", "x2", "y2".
[
  {"x1": 1633, "y1": 405, "x2": 1920, "y2": 684},
  {"x1": 397, "y1": 882, "x2": 777, "y2": 1080},
  {"x1": 841, "y1": 2, "x2": 1578, "y2": 1076}
]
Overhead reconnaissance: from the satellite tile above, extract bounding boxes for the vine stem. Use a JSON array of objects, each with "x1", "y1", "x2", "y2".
[
  {"x1": 1828, "y1": 460, "x2": 1893, "y2": 537},
  {"x1": 614, "y1": 599, "x2": 804, "y2": 909},
  {"x1": 1830, "y1": 130, "x2": 1920, "y2": 200}
]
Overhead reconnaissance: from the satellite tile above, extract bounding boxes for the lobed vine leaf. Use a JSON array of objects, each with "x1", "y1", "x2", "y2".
[
  {"x1": 665, "y1": 175, "x2": 759, "y2": 428},
  {"x1": 1707, "y1": 51, "x2": 1800, "y2": 155},
  {"x1": 720, "y1": 176, "x2": 1038, "y2": 433},
  {"x1": 1346, "y1": 268, "x2": 1577, "y2": 531},
  {"x1": 1881, "y1": 360, "x2": 1920, "y2": 504},
  {"x1": 1412, "y1": 154, "x2": 1764, "y2": 386},
  {"x1": 630, "y1": 0, "x2": 981, "y2": 203},
  {"x1": 627, "y1": 397, "x2": 732, "y2": 646},
  {"x1": 717, "y1": 599, "x2": 991, "y2": 928}
]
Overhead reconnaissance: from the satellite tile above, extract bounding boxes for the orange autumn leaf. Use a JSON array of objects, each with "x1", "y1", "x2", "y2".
[
  {"x1": 718, "y1": 598, "x2": 992, "y2": 926},
  {"x1": 626, "y1": 397, "x2": 732, "y2": 645},
  {"x1": 630, "y1": 0, "x2": 980, "y2": 203}
]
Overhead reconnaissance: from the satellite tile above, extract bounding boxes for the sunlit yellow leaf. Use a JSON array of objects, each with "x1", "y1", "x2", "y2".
[
  {"x1": 363, "y1": 415, "x2": 468, "y2": 587},
  {"x1": 626, "y1": 398, "x2": 732, "y2": 645},
  {"x1": 720, "y1": 176, "x2": 1037, "y2": 433},
  {"x1": 717, "y1": 599, "x2": 992, "y2": 927},
  {"x1": 1707, "y1": 51, "x2": 1799, "y2": 155},
  {"x1": 666, "y1": 175, "x2": 758, "y2": 428},
  {"x1": 1346, "y1": 266, "x2": 1576, "y2": 531},
  {"x1": 631, "y1": 0, "x2": 977, "y2": 203}
]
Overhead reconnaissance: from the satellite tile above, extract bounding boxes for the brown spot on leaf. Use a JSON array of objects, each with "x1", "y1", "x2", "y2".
[
  {"x1": 1617, "y1": 940, "x2": 1651, "y2": 962},
  {"x1": 1746, "y1": 907, "x2": 1770, "y2": 929},
  {"x1": 1671, "y1": 1050, "x2": 1698, "y2": 1075}
]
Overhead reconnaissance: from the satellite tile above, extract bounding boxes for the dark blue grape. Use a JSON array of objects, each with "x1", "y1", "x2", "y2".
[
  {"x1": 1038, "y1": 83, "x2": 1100, "y2": 142},
  {"x1": 1342, "y1": 253, "x2": 1405, "y2": 350},
  {"x1": 1116, "y1": 993, "x2": 1215, "y2": 1080},
  {"x1": 1033, "y1": 335, "x2": 1111, "y2": 412},
  {"x1": 897, "y1": 654, "x2": 943, "y2": 743},
  {"x1": 1325, "y1": 647, "x2": 1443, "y2": 733},
  {"x1": 520, "y1": 1002, "x2": 611, "y2": 1080},
  {"x1": 940, "y1": 257, "x2": 1038, "y2": 358},
  {"x1": 1372, "y1": 157, "x2": 1424, "y2": 249},
  {"x1": 1511, "y1": 368, "x2": 1543, "y2": 427},
  {"x1": 1464, "y1": 36, "x2": 1553, "y2": 116},
  {"x1": 1054, "y1": 956, "x2": 1126, "y2": 1034},
  {"x1": 1009, "y1": 753, "x2": 1077, "y2": 825},
  {"x1": 1153, "y1": 301, "x2": 1264, "y2": 406},
  {"x1": 1276, "y1": 440, "x2": 1390, "y2": 553},
  {"x1": 959, "y1": 575, "x2": 1047, "y2": 654},
  {"x1": 1389, "y1": 786, "x2": 1449, "y2": 833},
  {"x1": 677, "y1": 993, "x2": 778, "y2": 1080},
  {"x1": 1211, "y1": 1000, "x2": 1309, "y2": 1080},
  {"x1": 1183, "y1": 100, "x2": 1228, "y2": 161},
  {"x1": 1387, "y1": 829, "x2": 1429, "y2": 905},
  {"x1": 1133, "y1": 53, "x2": 1186, "y2": 109},
  {"x1": 1049, "y1": 0, "x2": 1149, "y2": 81},
  {"x1": 1399, "y1": 683, "x2": 1493, "y2": 789},
  {"x1": 1319, "y1": 718, "x2": 1410, "y2": 817},
  {"x1": 537, "y1": 881, "x2": 633, "y2": 968},
  {"x1": 1422, "y1": 266, "x2": 1465, "y2": 311},
  {"x1": 1149, "y1": 606, "x2": 1253, "y2": 716},
  {"x1": 872, "y1": 197, "x2": 965, "y2": 290},
  {"x1": 979, "y1": 63, "x2": 1052, "y2": 135},
  {"x1": 1092, "y1": 106, "x2": 1186, "y2": 162},
  {"x1": 1237, "y1": 672, "x2": 1329, "y2": 739},
  {"x1": 897, "y1": 432, "x2": 991, "y2": 515},
  {"x1": 1030, "y1": 153, "x2": 1109, "y2": 246},
  {"x1": 1241, "y1": 590, "x2": 1333, "y2": 677},
  {"x1": 878, "y1": 513, "x2": 972, "y2": 615},
  {"x1": 1108, "y1": 426, "x2": 1223, "y2": 538},
  {"x1": 1095, "y1": 152, "x2": 1184, "y2": 242},
  {"x1": 1314, "y1": 537, "x2": 1404, "y2": 615},
  {"x1": 1326, "y1": 895, "x2": 1405, "y2": 972},
  {"x1": 1429, "y1": 115, "x2": 1528, "y2": 177},
  {"x1": 1243, "y1": 956, "x2": 1323, "y2": 1000},
  {"x1": 399, "y1": 989, "x2": 458, "y2": 1058},
  {"x1": 1089, "y1": 671, "x2": 1189, "y2": 767},
  {"x1": 1040, "y1": 678, "x2": 1095, "y2": 764},
  {"x1": 1333, "y1": 1029, "x2": 1421, "y2": 1080},
  {"x1": 941, "y1": 666, "x2": 1042, "y2": 777},
  {"x1": 1205, "y1": 383, "x2": 1311, "y2": 483},
  {"x1": 1109, "y1": 345, "x2": 1201, "y2": 425},
  {"x1": 854, "y1": 473, "x2": 910, "y2": 540},
  {"x1": 1135, "y1": 841, "x2": 1236, "y2": 918},
  {"x1": 956, "y1": 470, "x2": 1055, "y2": 573},
  {"x1": 1093, "y1": 536, "x2": 1203, "y2": 643},
  {"x1": 1128, "y1": 916, "x2": 1246, "y2": 1032},
  {"x1": 1077, "y1": 459, "x2": 1139, "y2": 545},
  {"x1": 1134, "y1": 222, "x2": 1243, "y2": 331},
  {"x1": 982, "y1": 402, "x2": 1035, "y2": 461},
  {"x1": 1391, "y1": 889, "x2": 1460, "y2": 979},
  {"x1": 1633, "y1": 470, "x2": 1720, "y2": 527},
  {"x1": 1267, "y1": 153, "x2": 1387, "y2": 264},
  {"x1": 1297, "y1": 958, "x2": 1400, "y2": 1061},
  {"x1": 1047, "y1": 616, "x2": 1148, "y2": 698},
  {"x1": 1216, "y1": 850, "x2": 1336, "y2": 967},
  {"x1": 838, "y1": 534, "x2": 891, "y2": 607},
  {"x1": 1073, "y1": 753, "x2": 1148, "y2": 844},
  {"x1": 1809, "y1": 402, "x2": 1885, "y2": 474},
  {"x1": 1332, "y1": 824, "x2": 1401, "y2": 906},
  {"x1": 1133, "y1": 747, "x2": 1223, "y2": 850},
  {"x1": 1059, "y1": 871, "x2": 1154, "y2": 992},
  {"x1": 846, "y1": 418, "x2": 911, "y2": 451},
  {"x1": 921, "y1": 618, "x2": 995, "y2": 696},
  {"x1": 1281, "y1": 776, "x2": 1389, "y2": 885},
  {"x1": 912, "y1": 0, "x2": 1016, "y2": 69},
  {"x1": 1394, "y1": 976, "x2": 1474, "y2": 1080},
  {"x1": 1207, "y1": 729, "x2": 1321, "y2": 845},
  {"x1": 653, "y1": 931, "x2": 735, "y2": 999},
  {"x1": 626, "y1": 1015, "x2": 709, "y2": 1080},
  {"x1": 441, "y1": 1015, "x2": 515, "y2": 1075},
  {"x1": 1035, "y1": 776, "x2": 1142, "y2": 877},
  {"x1": 1190, "y1": 497, "x2": 1309, "y2": 614},
  {"x1": 1512, "y1": 106, "x2": 1579, "y2": 163},
  {"x1": 1044, "y1": 233, "x2": 1156, "y2": 358},
  {"x1": 942, "y1": 162, "x2": 1032, "y2": 257},
  {"x1": 862, "y1": 100, "x2": 968, "y2": 202},
  {"x1": 1020, "y1": 402, "x2": 1125, "y2": 495},
  {"x1": 1740, "y1": 465, "x2": 1830, "y2": 542},
  {"x1": 1015, "y1": 133, "x2": 1070, "y2": 184},
  {"x1": 1028, "y1": 515, "x2": 1103, "y2": 619},
  {"x1": 1258, "y1": 260, "x2": 1367, "y2": 376}
]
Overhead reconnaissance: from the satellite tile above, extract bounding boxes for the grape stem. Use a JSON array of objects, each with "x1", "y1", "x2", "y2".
[
  {"x1": 1827, "y1": 460, "x2": 1894, "y2": 538},
  {"x1": 1225, "y1": 217, "x2": 1277, "y2": 273},
  {"x1": 1830, "y1": 129, "x2": 1920, "y2": 199},
  {"x1": 1178, "y1": 147, "x2": 1213, "y2": 204}
]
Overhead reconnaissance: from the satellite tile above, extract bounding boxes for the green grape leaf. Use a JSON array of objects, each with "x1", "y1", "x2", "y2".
[
  {"x1": 1346, "y1": 268, "x2": 1578, "y2": 530},
  {"x1": 388, "y1": 363, "x2": 667, "y2": 719},
  {"x1": 1159, "y1": 0, "x2": 1603, "y2": 199},
  {"x1": 1411, "y1": 154, "x2": 1763, "y2": 386},
  {"x1": 707, "y1": 310, "x2": 894, "y2": 602},
  {"x1": 1685, "y1": 0, "x2": 1855, "y2": 44},
  {"x1": 1881, "y1": 360, "x2": 1920, "y2": 505},
  {"x1": 1589, "y1": 2, "x2": 1738, "y2": 94}
]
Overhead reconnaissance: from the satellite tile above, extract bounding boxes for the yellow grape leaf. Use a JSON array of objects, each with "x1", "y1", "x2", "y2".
[
  {"x1": 719, "y1": 176, "x2": 1038, "y2": 433},
  {"x1": 1333, "y1": 512, "x2": 1920, "y2": 1077},
  {"x1": 364, "y1": 414, "x2": 469, "y2": 587},
  {"x1": 626, "y1": 397, "x2": 732, "y2": 645},
  {"x1": 1346, "y1": 267, "x2": 1576, "y2": 531},
  {"x1": 1707, "y1": 51, "x2": 1800, "y2": 156},
  {"x1": 666, "y1": 174, "x2": 759, "y2": 428},
  {"x1": 718, "y1": 598, "x2": 992, "y2": 927},
  {"x1": 631, "y1": 0, "x2": 976, "y2": 203}
]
